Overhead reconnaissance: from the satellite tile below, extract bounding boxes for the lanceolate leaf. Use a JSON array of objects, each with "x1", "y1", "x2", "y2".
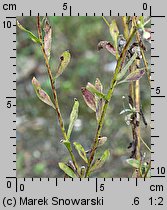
[
  {"x1": 109, "y1": 20, "x2": 119, "y2": 58},
  {"x1": 32, "y1": 77, "x2": 55, "y2": 109},
  {"x1": 116, "y1": 52, "x2": 137, "y2": 81},
  {"x1": 73, "y1": 142, "x2": 88, "y2": 164},
  {"x1": 58, "y1": 162, "x2": 77, "y2": 178},
  {"x1": 67, "y1": 99, "x2": 79, "y2": 140},
  {"x1": 90, "y1": 149, "x2": 110, "y2": 172},
  {"x1": 97, "y1": 41, "x2": 116, "y2": 56},
  {"x1": 86, "y1": 82, "x2": 106, "y2": 100},
  {"x1": 126, "y1": 158, "x2": 140, "y2": 169},
  {"x1": 81, "y1": 87, "x2": 96, "y2": 112},
  {"x1": 17, "y1": 20, "x2": 41, "y2": 44},
  {"x1": 56, "y1": 50, "x2": 71, "y2": 78},
  {"x1": 44, "y1": 18, "x2": 52, "y2": 61},
  {"x1": 118, "y1": 69, "x2": 145, "y2": 84}
]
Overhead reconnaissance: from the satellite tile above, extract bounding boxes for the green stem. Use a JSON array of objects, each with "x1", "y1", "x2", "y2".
[
  {"x1": 36, "y1": 17, "x2": 67, "y2": 140},
  {"x1": 85, "y1": 28, "x2": 137, "y2": 177},
  {"x1": 36, "y1": 16, "x2": 79, "y2": 173}
]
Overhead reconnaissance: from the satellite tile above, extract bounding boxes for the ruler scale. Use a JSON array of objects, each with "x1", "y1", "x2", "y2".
[{"x1": 0, "y1": 0, "x2": 167, "y2": 209}]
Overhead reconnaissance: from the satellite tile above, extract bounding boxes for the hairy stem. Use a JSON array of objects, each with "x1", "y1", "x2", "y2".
[
  {"x1": 85, "y1": 27, "x2": 137, "y2": 177},
  {"x1": 36, "y1": 16, "x2": 79, "y2": 173}
]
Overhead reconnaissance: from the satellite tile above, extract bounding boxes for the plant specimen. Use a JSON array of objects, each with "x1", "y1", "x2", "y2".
[{"x1": 17, "y1": 16, "x2": 151, "y2": 178}]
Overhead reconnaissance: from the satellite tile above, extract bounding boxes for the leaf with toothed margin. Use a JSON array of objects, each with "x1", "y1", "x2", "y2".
[
  {"x1": 17, "y1": 20, "x2": 41, "y2": 44},
  {"x1": 73, "y1": 142, "x2": 88, "y2": 164},
  {"x1": 32, "y1": 77, "x2": 55, "y2": 109},
  {"x1": 97, "y1": 41, "x2": 116, "y2": 56},
  {"x1": 81, "y1": 87, "x2": 96, "y2": 112},
  {"x1": 67, "y1": 99, "x2": 79, "y2": 140},
  {"x1": 44, "y1": 18, "x2": 52, "y2": 61},
  {"x1": 55, "y1": 50, "x2": 71, "y2": 78},
  {"x1": 90, "y1": 150, "x2": 110, "y2": 172},
  {"x1": 58, "y1": 162, "x2": 77, "y2": 178}
]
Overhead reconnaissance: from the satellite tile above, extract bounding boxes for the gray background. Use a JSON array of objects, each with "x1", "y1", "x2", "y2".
[{"x1": 0, "y1": 0, "x2": 166, "y2": 209}]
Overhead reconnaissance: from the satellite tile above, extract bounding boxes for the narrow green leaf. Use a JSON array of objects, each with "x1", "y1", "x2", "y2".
[
  {"x1": 67, "y1": 99, "x2": 79, "y2": 140},
  {"x1": 73, "y1": 142, "x2": 88, "y2": 164},
  {"x1": 32, "y1": 77, "x2": 55, "y2": 109},
  {"x1": 44, "y1": 18, "x2": 52, "y2": 61},
  {"x1": 56, "y1": 50, "x2": 71, "y2": 78},
  {"x1": 86, "y1": 82, "x2": 107, "y2": 100},
  {"x1": 81, "y1": 87, "x2": 96, "y2": 112},
  {"x1": 58, "y1": 162, "x2": 77, "y2": 178},
  {"x1": 109, "y1": 20, "x2": 119, "y2": 58},
  {"x1": 116, "y1": 52, "x2": 137, "y2": 81},
  {"x1": 90, "y1": 149, "x2": 110, "y2": 172},
  {"x1": 118, "y1": 69, "x2": 145, "y2": 84},
  {"x1": 126, "y1": 158, "x2": 140, "y2": 168},
  {"x1": 17, "y1": 20, "x2": 41, "y2": 44}
]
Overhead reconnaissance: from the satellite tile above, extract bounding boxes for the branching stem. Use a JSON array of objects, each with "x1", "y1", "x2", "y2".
[
  {"x1": 85, "y1": 27, "x2": 137, "y2": 177},
  {"x1": 36, "y1": 17, "x2": 79, "y2": 173}
]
